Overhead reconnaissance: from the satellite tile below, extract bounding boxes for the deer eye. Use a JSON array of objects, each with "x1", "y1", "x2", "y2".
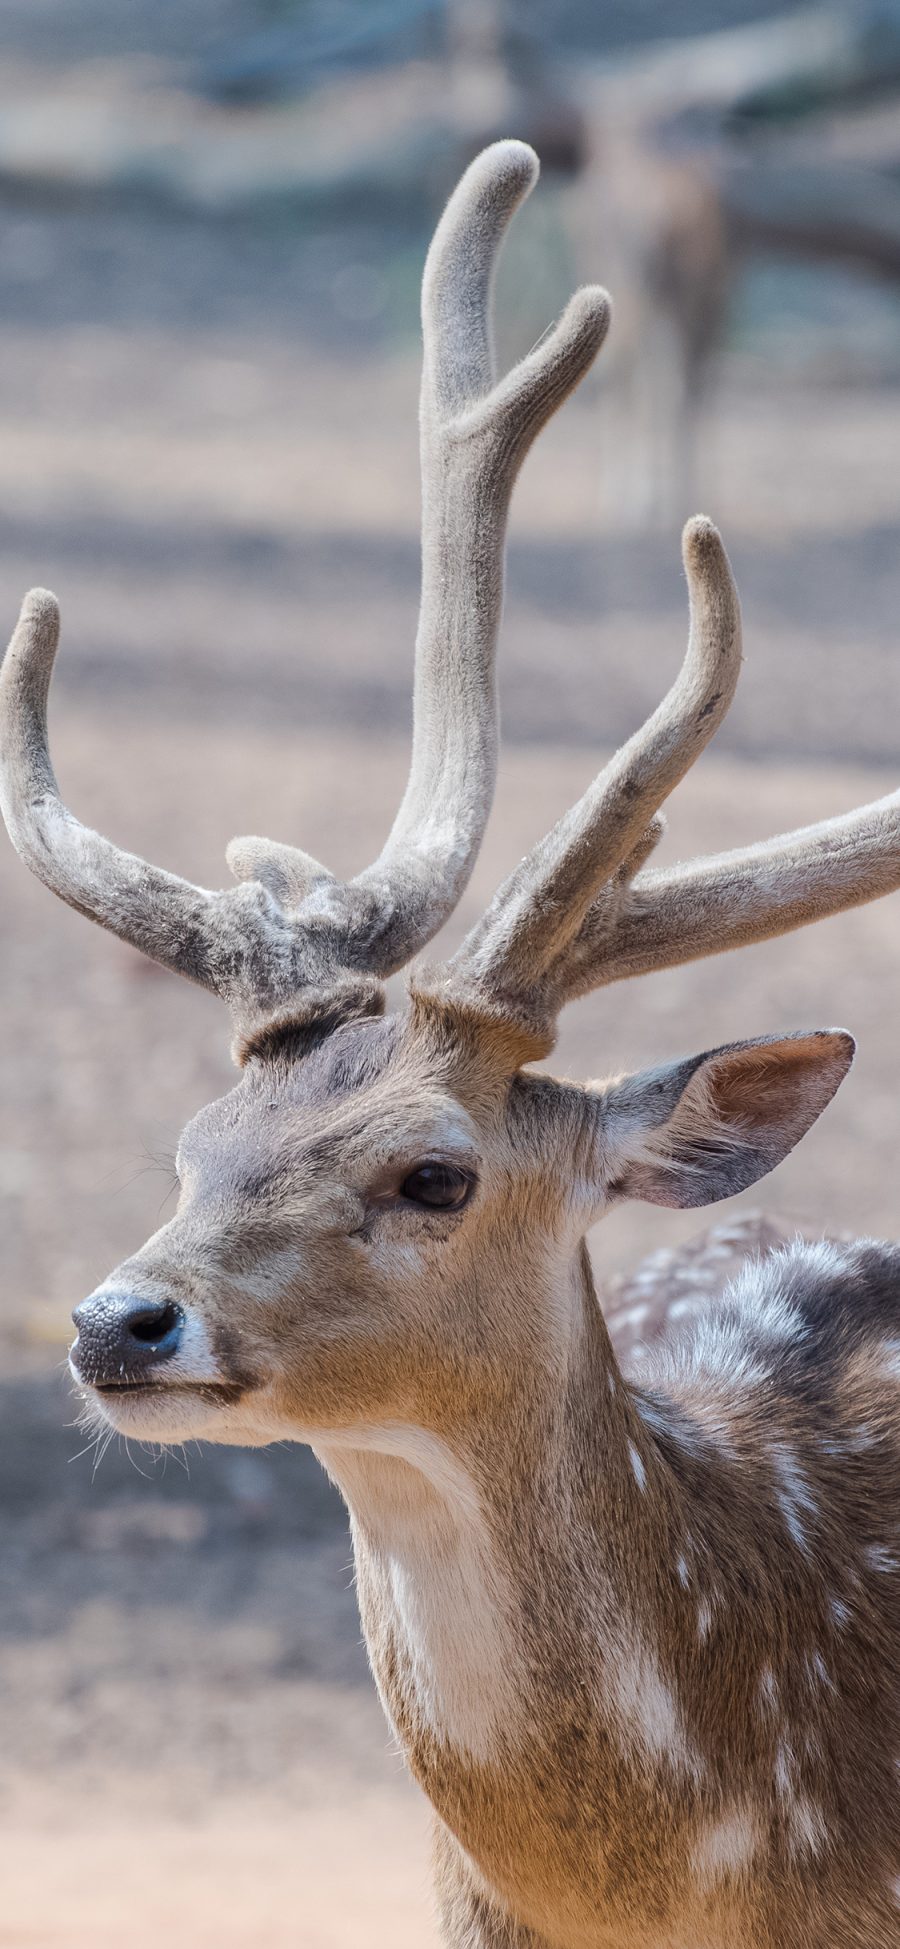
[{"x1": 398, "y1": 1163, "x2": 475, "y2": 1211}]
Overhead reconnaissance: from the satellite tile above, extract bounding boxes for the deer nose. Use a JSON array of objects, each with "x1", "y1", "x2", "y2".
[{"x1": 70, "y1": 1291, "x2": 184, "y2": 1386}]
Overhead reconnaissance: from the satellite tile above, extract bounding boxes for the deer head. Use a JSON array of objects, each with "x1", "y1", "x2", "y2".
[{"x1": 2, "y1": 142, "x2": 897, "y2": 1454}]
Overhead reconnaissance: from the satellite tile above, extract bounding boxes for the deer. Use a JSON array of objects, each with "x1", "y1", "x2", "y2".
[
  {"x1": 574, "y1": 21, "x2": 900, "y2": 525},
  {"x1": 3, "y1": 140, "x2": 900, "y2": 1949}
]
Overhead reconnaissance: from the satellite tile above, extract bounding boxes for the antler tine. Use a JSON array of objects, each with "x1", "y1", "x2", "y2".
[
  {"x1": 420, "y1": 137, "x2": 538, "y2": 417},
  {"x1": 344, "y1": 141, "x2": 611, "y2": 973},
  {"x1": 0, "y1": 590, "x2": 221, "y2": 984},
  {"x1": 435, "y1": 518, "x2": 741, "y2": 1031},
  {"x1": 568, "y1": 789, "x2": 900, "y2": 993},
  {"x1": 0, "y1": 591, "x2": 376, "y2": 1042}
]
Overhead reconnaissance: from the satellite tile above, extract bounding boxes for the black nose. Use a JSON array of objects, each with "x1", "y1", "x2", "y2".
[{"x1": 70, "y1": 1291, "x2": 184, "y2": 1387}]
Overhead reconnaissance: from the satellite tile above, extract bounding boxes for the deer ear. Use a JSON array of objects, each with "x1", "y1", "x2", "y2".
[{"x1": 598, "y1": 1030, "x2": 855, "y2": 1210}]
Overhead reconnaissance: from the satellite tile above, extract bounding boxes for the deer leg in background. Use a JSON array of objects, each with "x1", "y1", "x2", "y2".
[{"x1": 577, "y1": 113, "x2": 730, "y2": 529}]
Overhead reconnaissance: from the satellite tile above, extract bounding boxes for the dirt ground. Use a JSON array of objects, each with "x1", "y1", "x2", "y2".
[{"x1": 2, "y1": 147, "x2": 900, "y2": 1946}]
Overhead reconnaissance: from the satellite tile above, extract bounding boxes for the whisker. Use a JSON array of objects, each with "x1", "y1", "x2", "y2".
[{"x1": 123, "y1": 1438, "x2": 154, "y2": 1481}]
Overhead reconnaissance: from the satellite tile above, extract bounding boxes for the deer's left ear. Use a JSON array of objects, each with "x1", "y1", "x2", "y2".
[{"x1": 596, "y1": 1029, "x2": 855, "y2": 1209}]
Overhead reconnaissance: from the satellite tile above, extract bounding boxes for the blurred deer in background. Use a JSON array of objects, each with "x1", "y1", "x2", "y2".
[
  {"x1": 576, "y1": 5, "x2": 900, "y2": 526},
  {"x1": 4, "y1": 142, "x2": 900, "y2": 1948}
]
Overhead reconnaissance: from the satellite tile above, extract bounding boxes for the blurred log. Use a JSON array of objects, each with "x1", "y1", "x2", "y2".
[
  {"x1": 721, "y1": 157, "x2": 900, "y2": 279},
  {"x1": 598, "y1": 2, "x2": 900, "y2": 123}
]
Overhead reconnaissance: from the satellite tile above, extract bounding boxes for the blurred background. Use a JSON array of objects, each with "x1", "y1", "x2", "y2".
[{"x1": 2, "y1": 2, "x2": 900, "y2": 1942}]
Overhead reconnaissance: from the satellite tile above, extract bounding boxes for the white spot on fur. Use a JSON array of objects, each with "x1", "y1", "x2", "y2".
[
  {"x1": 668, "y1": 1297, "x2": 701, "y2": 1322},
  {"x1": 774, "y1": 1740, "x2": 794, "y2": 1800},
  {"x1": 692, "y1": 1804, "x2": 761, "y2": 1884},
  {"x1": 772, "y1": 1741, "x2": 826, "y2": 1858},
  {"x1": 754, "y1": 1293, "x2": 808, "y2": 1345},
  {"x1": 697, "y1": 1598, "x2": 713, "y2": 1644},
  {"x1": 829, "y1": 1594, "x2": 851, "y2": 1630},
  {"x1": 771, "y1": 1443, "x2": 818, "y2": 1554},
  {"x1": 807, "y1": 1650, "x2": 833, "y2": 1691},
  {"x1": 788, "y1": 1798, "x2": 827, "y2": 1859},
  {"x1": 615, "y1": 1302, "x2": 650, "y2": 1333},
  {"x1": 640, "y1": 1307, "x2": 769, "y2": 1447},
  {"x1": 632, "y1": 1395, "x2": 668, "y2": 1438},
  {"x1": 864, "y1": 1544, "x2": 899, "y2": 1575},
  {"x1": 606, "y1": 1636, "x2": 702, "y2": 1780},
  {"x1": 726, "y1": 1262, "x2": 810, "y2": 1348},
  {"x1": 628, "y1": 1442, "x2": 647, "y2": 1492},
  {"x1": 758, "y1": 1665, "x2": 779, "y2": 1716},
  {"x1": 847, "y1": 1423, "x2": 876, "y2": 1453},
  {"x1": 676, "y1": 1554, "x2": 690, "y2": 1589}
]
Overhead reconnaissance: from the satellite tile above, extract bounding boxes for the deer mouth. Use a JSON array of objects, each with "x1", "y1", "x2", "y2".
[
  {"x1": 87, "y1": 1377, "x2": 246, "y2": 1402},
  {"x1": 76, "y1": 1369, "x2": 261, "y2": 1446}
]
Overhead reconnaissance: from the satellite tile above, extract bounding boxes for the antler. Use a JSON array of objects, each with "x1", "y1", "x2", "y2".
[
  {"x1": 0, "y1": 142, "x2": 609, "y2": 1054},
  {"x1": 567, "y1": 786, "x2": 900, "y2": 991},
  {"x1": 426, "y1": 517, "x2": 742, "y2": 1039},
  {"x1": 245, "y1": 139, "x2": 609, "y2": 968},
  {"x1": 424, "y1": 516, "x2": 900, "y2": 1047}
]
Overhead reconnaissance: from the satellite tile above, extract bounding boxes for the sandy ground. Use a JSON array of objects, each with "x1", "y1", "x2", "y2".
[
  {"x1": 2, "y1": 139, "x2": 900, "y2": 1945},
  {"x1": 0, "y1": 1796, "x2": 437, "y2": 1949}
]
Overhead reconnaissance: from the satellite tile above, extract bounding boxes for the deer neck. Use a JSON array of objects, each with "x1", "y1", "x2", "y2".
[{"x1": 312, "y1": 1241, "x2": 687, "y2": 1778}]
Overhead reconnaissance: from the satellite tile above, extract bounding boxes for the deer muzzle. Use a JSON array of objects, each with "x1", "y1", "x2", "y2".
[{"x1": 70, "y1": 1290, "x2": 185, "y2": 1389}]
